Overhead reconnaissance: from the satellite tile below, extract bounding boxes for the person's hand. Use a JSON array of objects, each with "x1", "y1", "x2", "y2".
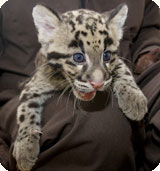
[{"x1": 136, "y1": 48, "x2": 160, "y2": 74}]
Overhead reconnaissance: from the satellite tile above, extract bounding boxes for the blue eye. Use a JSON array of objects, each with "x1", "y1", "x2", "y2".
[
  {"x1": 103, "y1": 51, "x2": 111, "y2": 62},
  {"x1": 73, "y1": 53, "x2": 85, "y2": 63}
]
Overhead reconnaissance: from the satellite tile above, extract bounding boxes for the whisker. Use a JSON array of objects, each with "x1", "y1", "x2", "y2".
[
  {"x1": 77, "y1": 98, "x2": 84, "y2": 113},
  {"x1": 57, "y1": 84, "x2": 71, "y2": 105},
  {"x1": 73, "y1": 96, "x2": 77, "y2": 116},
  {"x1": 109, "y1": 86, "x2": 114, "y2": 108},
  {"x1": 104, "y1": 88, "x2": 111, "y2": 106},
  {"x1": 66, "y1": 88, "x2": 73, "y2": 110}
]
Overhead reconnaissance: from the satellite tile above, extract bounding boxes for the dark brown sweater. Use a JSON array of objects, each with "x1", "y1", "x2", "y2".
[{"x1": 0, "y1": 0, "x2": 160, "y2": 171}]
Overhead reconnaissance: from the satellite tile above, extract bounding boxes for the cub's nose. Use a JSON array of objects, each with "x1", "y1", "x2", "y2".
[{"x1": 90, "y1": 81, "x2": 104, "y2": 89}]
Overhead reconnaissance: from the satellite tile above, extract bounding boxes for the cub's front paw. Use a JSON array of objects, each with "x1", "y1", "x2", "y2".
[
  {"x1": 13, "y1": 130, "x2": 41, "y2": 171},
  {"x1": 115, "y1": 84, "x2": 148, "y2": 121}
]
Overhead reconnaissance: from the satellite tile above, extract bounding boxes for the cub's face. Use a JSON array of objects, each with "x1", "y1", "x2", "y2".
[{"x1": 32, "y1": 4, "x2": 128, "y2": 101}]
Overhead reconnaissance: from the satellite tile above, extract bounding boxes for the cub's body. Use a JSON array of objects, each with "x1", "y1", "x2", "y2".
[{"x1": 13, "y1": 4, "x2": 147, "y2": 171}]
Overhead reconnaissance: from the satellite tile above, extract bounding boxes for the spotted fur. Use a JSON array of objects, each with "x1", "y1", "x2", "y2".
[{"x1": 13, "y1": 4, "x2": 148, "y2": 171}]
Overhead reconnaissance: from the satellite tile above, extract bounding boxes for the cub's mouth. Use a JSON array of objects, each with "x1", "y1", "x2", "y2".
[
  {"x1": 72, "y1": 77, "x2": 112, "y2": 101},
  {"x1": 73, "y1": 88, "x2": 96, "y2": 101}
]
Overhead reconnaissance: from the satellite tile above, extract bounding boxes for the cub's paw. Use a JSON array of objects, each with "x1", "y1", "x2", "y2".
[
  {"x1": 13, "y1": 130, "x2": 41, "y2": 171},
  {"x1": 115, "y1": 84, "x2": 148, "y2": 121}
]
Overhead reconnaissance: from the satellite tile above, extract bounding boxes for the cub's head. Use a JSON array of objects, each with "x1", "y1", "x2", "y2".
[{"x1": 32, "y1": 4, "x2": 128, "y2": 101}]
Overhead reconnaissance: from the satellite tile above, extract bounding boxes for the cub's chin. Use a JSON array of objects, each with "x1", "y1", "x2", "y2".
[{"x1": 73, "y1": 88, "x2": 96, "y2": 101}]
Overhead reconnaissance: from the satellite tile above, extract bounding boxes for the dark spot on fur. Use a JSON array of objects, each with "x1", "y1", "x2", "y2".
[
  {"x1": 98, "y1": 40, "x2": 101, "y2": 44},
  {"x1": 75, "y1": 31, "x2": 80, "y2": 40},
  {"x1": 19, "y1": 115, "x2": 25, "y2": 122},
  {"x1": 87, "y1": 41, "x2": 90, "y2": 45},
  {"x1": 67, "y1": 71, "x2": 76, "y2": 77},
  {"x1": 98, "y1": 16, "x2": 103, "y2": 24},
  {"x1": 33, "y1": 93, "x2": 40, "y2": 98},
  {"x1": 81, "y1": 31, "x2": 87, "y2": 36},
  {"x1": 30, "y1": 115, "x2": 35, "y2": 120},
  {"x1": 77, "y1": 75, "x2": 82, "y2": 81},
  {"x1": 86, "y1": 74, "x2": 90, "y2": 79},
  {"x1": 35, "y1": 111, "x2": 39, "y2": 114},
  {"x1": 125, "y1": 71, "x2": 131, "y2": 75},
  {"x1": 106, "y1": 37, "x2": 113, "y2": 45},
  {"x1": 30, "y1": 121, "x2": 35, "y2": 124},
  {"x1": 28, "y1": 102, "x2": 40, "y2": 108},
  {"x1": 99, "y1": 30, "x2": 108, "y2": 35},
  {"x1": 68, "y1": 40, "x2": 78, "y2": 48},
  {"x1": 76, "y1": 15, "x2": 83, "y2": 24},
  {"x1": 77, "y1": 75, "x2": 86, "y2": 83},
  {"x1": 19, "y1": 129, "x2": 23, "y2": 133},
  {"x1": 69, "y1": 20, "x2": 76, "y2": 32},
  {"x1": 110, "y1": 58, "x2": 116, "y2": 63},
  {"x1": 48, "y1": 63, "x2": 62, "y2": 70},
  {"x1": 74, "y1": 31, "x2": 85, "y2": 53},
  {"x1": 66, "y1": 12, "x2": 74, "y2": 18},
  {"x1": 48, "y1": 52, "x2": 71, "y2": 60},
  {"x1": 22, "y1": 109, "x2": 25, "y2": 112},
  {"x1": 19, "y1": 137, "x2": 23, "y2": 141},
  {"x1": 42, "y1": 90, "x2": 55, "y2": 96},
  {"x1": 114, "y1": 65, "x2": 122, "y2": 70},
  {"x1": 104, "y1": 37, "x2": 113, "y2": 50},
  {"x1": 86, "y1": 24, "x2": 94, "y2": 35},
  {"x1": 65, "y1": 60, "x2": 76, "y2": 67},
  {"x1": 78, "y1": 40, "x2": 85, "y2": 53},
  {"x1": 36, "y1": 122, "x2": 40, "y2": 126},
  {"x1": 114, "y1": 75, "x2": 120, "y2": 79}
]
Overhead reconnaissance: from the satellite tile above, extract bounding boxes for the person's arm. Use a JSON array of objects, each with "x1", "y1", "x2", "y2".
[
  {"x1": 136, "y1": 48, "x2": 160, "y2": 73},
  {"x1": 130, "y1": 0, "x2": 160, "y2": 73},
  {"x1": 130, "y1": 1, "x2": 160, "y2": 170}
]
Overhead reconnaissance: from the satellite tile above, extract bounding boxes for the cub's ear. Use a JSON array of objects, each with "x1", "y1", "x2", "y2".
[
  {"x1": 32, "y1": 4, "x2": 62, "y2": 43},
  {"x1": 104, "y1": 4, "x2": 128, "y2": 40}
]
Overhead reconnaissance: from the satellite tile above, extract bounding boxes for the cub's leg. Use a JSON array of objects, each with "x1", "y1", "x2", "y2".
[
  {"x1": 112, "y1": 59, "x2": 148, "y2": 121},
  {"x1": 13, "y1": 70, "x2": 55, "y2": 171}
]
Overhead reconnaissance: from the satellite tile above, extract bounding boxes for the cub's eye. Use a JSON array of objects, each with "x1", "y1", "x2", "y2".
[
  {"x1": 103, "y1": 51, "x2": 111, "y2": 62},
  {"x1": 73, "y1": 53, "x2": 85, "y2": 64}
]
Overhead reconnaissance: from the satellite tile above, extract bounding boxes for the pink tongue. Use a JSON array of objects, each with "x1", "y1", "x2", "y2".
[{"x1": 79, "y1": 91, "x2": 96, "y2": 100}]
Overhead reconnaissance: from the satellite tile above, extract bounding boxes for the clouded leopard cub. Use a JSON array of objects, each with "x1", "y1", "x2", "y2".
[{"x1": 13, "y1": 4, "x2": 147, "y2": 171}]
